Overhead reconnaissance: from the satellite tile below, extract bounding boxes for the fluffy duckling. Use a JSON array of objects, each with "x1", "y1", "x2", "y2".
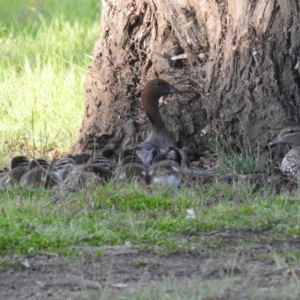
[
  {"x1": 1, "y1": 156, "x2": 30, "y2": 188},
  {"x1": 20, "y1": 159, "x2": 61, "y2": 189},
  {"x1": 49, "y1": 157, "x2": 77, "y2": 181},
  {"x1": 48, "y1": 156, "x2": 113, "y2": 203},
  {"x1": 113, "y1": 149, "x2": 150, "y2": 184},
  {"x1": 10, "y1": 156, "x2": 30, "y2": 182},
  {"x1": 149, "y1": 147, "x2": 191, "y2": 186},
  {"x1": 88, "y1": 156, "x2": 114, "y2": 171},
  {"x1": 0, "y1": 167, "x2": 9, "y2": 189},
  {"x1": 269, "y1": 126, "x2": 300, "y2": 182},
  {"x1": 191, "y1": 168, "x2": 216, "y2": 185}
]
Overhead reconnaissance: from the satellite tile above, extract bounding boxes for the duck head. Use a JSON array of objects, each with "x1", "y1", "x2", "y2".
[
  {"x1": 49, "y1": 157, "x2": 76, "y2": 181},
  {"x1": 141, "y1": 79, "x2": 181, "y2": 126},
  {"x1": 11, "y1": 156, "x2": 29, "y2": 170},
  {"x1": 7, "y1": 156, "x2": 30, "y2": 184},
  {"x1": 87, "y1": 156, "x2": 113, "y2": 170},
  {"x1": 269, "y1": 126, "x2": 300, "y2": 148},
  {"x1": 29, "y1": 159, "x2": 49, "y2": 170}
]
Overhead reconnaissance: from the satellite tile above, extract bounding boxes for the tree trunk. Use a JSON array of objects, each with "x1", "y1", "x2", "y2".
[{"x1": 74, "y1": 0, "x2": 300, "y2": 159}]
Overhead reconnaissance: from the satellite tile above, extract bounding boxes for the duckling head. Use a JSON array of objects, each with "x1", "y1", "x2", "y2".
[{"x1": 11, "y1": 156, "x2": 29, "y2": 170}]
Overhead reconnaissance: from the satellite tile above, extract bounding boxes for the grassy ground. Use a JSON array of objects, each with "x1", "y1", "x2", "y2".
[
  {"x1": 1, "y1": 1, "x2": 300, "y2": 299},
  {"x1": 1, "y1": 181, "x2": 300, "y2": 256},
  {"x1": 1, "y1": 181, "x2": 300, "y2": 299},
  {"x1": 0, "y1": 0, "x2": 100, "y2": 165}
]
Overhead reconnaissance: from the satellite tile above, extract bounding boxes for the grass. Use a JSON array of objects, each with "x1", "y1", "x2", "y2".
[
  {"x1": 0, "y1": 182, "x2": 299, "y2": 255},
  {"x1": 214, "y1": 140, "x2": 270, "y2": 174},
  {"x1": 0, "y1": 0, "x2": 100, "y2": 165},
  {"x1": 91, "y1": 278, "x2": 300, "y2": 300}
]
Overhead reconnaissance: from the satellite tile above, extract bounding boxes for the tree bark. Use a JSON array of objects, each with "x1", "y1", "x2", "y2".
[{"x1": 74, "y1": 0, "x2": 300, "y2": 158}]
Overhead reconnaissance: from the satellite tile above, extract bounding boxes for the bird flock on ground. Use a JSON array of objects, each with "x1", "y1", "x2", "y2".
[{"x1": 1, "y1": 79, "x2": 300, "y2": 200}]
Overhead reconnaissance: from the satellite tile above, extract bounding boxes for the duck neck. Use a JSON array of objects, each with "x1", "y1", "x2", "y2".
[
  {"x1": 145, "y1": 102, "x2": 169, "y2": 138},
  {"x1": 150, "y1": 113, "x2": 168, "y2": 133}
]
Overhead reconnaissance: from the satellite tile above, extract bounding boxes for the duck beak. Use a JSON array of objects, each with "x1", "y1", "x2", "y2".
[
  {"x1": 169, "y1": 85, "x2": 182, "y2": 94},
  {"x1": 268, "y1": 135, "x2": 282, "y2": 147}
]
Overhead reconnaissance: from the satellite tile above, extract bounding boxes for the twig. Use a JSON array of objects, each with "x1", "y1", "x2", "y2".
[
  {"x1": 36, "y1": 277, "x2": 101, "y2": 289},
  {"x1": 267, "y1": 245, "x2": 300, "y2": 284},
  {"x1": 267, "y1": 245, "x2": 287, "y2": 269},
  {"x1": 37, "y1": 251, "x2": 59, "y2": 257}
]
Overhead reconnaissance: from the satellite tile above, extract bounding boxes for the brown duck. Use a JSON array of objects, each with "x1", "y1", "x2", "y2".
[{"x1": 136, "y1": 79, "x2": 182, "y2": 166}]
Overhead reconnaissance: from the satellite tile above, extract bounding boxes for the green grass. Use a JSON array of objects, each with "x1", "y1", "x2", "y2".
[
  {"x1": 0, "y1": 0, "x2": 100, "y2": 165},
  {"x1": 215, "y1": 140, "x2": 269, "y2": 174},
  {"x1": 1, "y1": 182, "x2": 299, "y2": 255}
]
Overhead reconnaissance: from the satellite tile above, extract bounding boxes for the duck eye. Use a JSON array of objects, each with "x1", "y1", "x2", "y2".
[
  {"x1": 288, "y1": 129, "x2": 295, "y2": 134},
  {"x1": 155, "y1": 81, "x2": 162, "y2": 86}
]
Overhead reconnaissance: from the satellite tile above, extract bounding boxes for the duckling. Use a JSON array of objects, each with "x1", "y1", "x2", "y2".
[
  {"x1": 191, "y1": 168, "x2": 216, "y2": 185},
  {"x1": 269, "y1": 126, "x2": 300, "y2": 182},
  {"x1": 149, "y1": 147, "x2": 191, "y2": 186},
  {"x1": 100, "y1": 146, "x2": 120, "y2": 168},
  {"x1": 113, "y1": 149, "x2": 150, "y2": 184},
  {"x1": 48, "y1": 156, "x2": 113, "y2": 203},
  {"x1": 49, "y1": 157, "x2": 77, "y2": 181},
  {"x1": 10, "y1": 156, "x2": 30, "y2": 181},
  {"x1": 0, "y1": 167, "x2": 9, "y2": 189},
  {"x1": 83, "y1": 156, "x2": 113, "y2": 182},
  {"x1": 1, "y1": 156, "x2": 30, "y2": 188},
  {"x1": 20, "y1": 159, "x2": 61, "y2": 189},
  {"x1": 136, "y1": 79, "x2": 185, "y2": 166},
  {"x1": 88, "y1": 155, "x2": 114, "y2": 171}
]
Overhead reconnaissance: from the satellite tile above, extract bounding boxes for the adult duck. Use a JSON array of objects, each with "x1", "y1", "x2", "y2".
[
  {"x1": 136, "y1": 79, "x2": 182, "y2": 167},
  {"x1": 269, "y1": 126, "x2": 300, "y2": 182}
]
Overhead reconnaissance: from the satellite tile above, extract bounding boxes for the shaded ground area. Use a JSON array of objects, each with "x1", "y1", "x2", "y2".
[{"x1": 1, "y1": 231, "x2": 300, "y2": 299}]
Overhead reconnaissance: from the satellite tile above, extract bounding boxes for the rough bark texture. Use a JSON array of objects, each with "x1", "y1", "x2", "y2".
[{"x1": 74, "y1": 0, "x2": 300, "y2": 158}]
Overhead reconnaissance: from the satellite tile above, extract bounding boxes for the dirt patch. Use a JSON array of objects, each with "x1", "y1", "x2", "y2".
[{"x1": 1, "y1": 232, "x2": 300, "y2": 299}]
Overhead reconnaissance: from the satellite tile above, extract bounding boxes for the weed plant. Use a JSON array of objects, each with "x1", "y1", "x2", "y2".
[{"x1": 214, "y1": 139, "x2": 269, "y2": 175}]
